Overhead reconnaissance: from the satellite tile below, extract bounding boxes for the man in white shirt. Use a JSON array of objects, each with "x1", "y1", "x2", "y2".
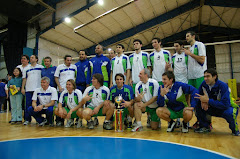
[
  {"x1": 132, "y1": 68, "x2": 160, "y2": 132},
  {"x1": 184, "y1": 31, "x2": 207, "y2": 89},
  {"x1": 129, "y1": 39, "x2": 151, "y2": 93},
  {"x1": 28, "y1": 77, "x2": 58, "y2": 126},
  {"x1": 21, "y1": 55, "x2": 44, "y2": 125},
  {"x1": 54, "y1": 55, "x2": 77, "y2": 92},
  {"x1": 149, "y1": 37, "x2": 172, "y2": 85},
  {"x1": 110, "y1": 44, "x2": 130, "y2": 88}
]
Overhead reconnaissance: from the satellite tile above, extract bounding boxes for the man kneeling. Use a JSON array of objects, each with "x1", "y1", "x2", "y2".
[
  {"x1": 156, "y1": 71, "x2": 198, "y2": 133},
  {"x1": 75, "y1": 73, "x2": 113, "y2": 129}
]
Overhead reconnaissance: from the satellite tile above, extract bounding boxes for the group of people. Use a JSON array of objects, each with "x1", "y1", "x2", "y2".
[{"x1": 1, "y1": 31, "x2": 239, "y2": 136}]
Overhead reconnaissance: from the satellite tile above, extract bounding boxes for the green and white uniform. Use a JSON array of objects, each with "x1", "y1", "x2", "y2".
[{"x1": 172, "y1": 52, "x2": 188, "y2": 84}]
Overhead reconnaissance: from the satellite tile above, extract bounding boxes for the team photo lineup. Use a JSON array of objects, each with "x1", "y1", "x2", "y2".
[{"x1": 2, "y1": 31, "x2": 239, "y2": 136}]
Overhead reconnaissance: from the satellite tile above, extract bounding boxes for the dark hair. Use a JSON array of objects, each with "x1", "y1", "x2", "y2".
[
  {"x1": 162, "y1": 71, "x2": 175, "y2": 83},
  {"x1": 64, "y1": 55, "x2": 72, "y2": 60},
  {"x1": 204, "y1": 68, "x2": 218, "y2": 81},
  {"x1": 1, "y1": 79, "x2": 7, "y2": 83},
  {"x1": 187, "y1": 31, "x2": 200, "y2": 41},
  {"x1": 174, "y1": 40, "x2": 184, "y2": 46},
  {"x1": 115, "y1": 73, "x2": 125, "y2": 81},
  {"x1": 79, "y1": 50, "x2": 86, "y2": 55},
  {"x1": 67, "y1": 79, "x2": 76, "y2": 90},
  {"x1": 21, "y1": 55, "x2": 30, "y2": 61},
  {"x1": 152, "y1": 37, "x2": 161, "y2": 43},
  {"x1": 12, "y1": 68, "x2": 22, "y2": 78},
  {"x1": 44, "y1": 56, "x2": 52, "y2": 62},
  {"x1": 31, "y1": 55, "x2": 38, "y2": 62},
  {"x1": 93, "y1": 73, "x2": 104, "y2": 86},
  {"x1": 117, "y1": 44, "x2": 125, "y2": 50},
  {"x1": 133, "y1": 39, "x2": 142, "y2": 45}
]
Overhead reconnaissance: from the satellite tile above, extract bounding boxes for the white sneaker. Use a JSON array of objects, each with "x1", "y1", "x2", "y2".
[
  {"x1": 93, "y1": 117, "x2": 99, "y2": 126},
  {"x1": 39, "y1": 119, "x2": 47, "y2": 127},
  {"x1": 167, "y1": 120, "x2": 176, "y2": 132},
  {"x1": 23, "y1": 121, "x2": 29, "y2": 125},
  {"x1": 131, "y1": 125, "x2": 143, "y2": 132},
  {"x1": 65, "y1": 119, "x2": 74, "y2": 128},
  {"x1": 132, "y1": 119, "x2": 137, "y2": 127},
  {"x1": 182, "y1": 122, "x2": 189, "y2": 133},
  {"x1": 76, "y1": 119, "x2": 83, "y2": 128}
]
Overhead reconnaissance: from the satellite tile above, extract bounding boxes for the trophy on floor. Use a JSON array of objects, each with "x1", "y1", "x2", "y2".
[{"x1": 114, "y1": 94, "x2": 123, "y2": 132}]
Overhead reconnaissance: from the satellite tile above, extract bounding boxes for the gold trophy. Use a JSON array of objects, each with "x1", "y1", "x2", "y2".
[{"x1": 114, "y1": 94, "x2": 123, "y2": 132}]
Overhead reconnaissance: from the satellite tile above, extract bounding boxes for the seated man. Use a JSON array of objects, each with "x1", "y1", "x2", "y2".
[
  {"x1": 156, "y1": 71, "x2": 198, "y2": 133},
  {"x1": 74, "y1": 73, "x2": 113, "y2": 130},
  {"x1": 107, "y1": 73, "x2": 134, "y2": 129},
  {"x1": 194, "y1": 68, "x2": 239, "y2": 136},
  {"x1": 54, "y1": 79, "x2": 83, "y2": 128},
  {"x1": 28, "y1": 77, "x2": 58, "y2": 126},
  {"x1": 132, "y1": 68, "x2": 160, "y2": 131}
]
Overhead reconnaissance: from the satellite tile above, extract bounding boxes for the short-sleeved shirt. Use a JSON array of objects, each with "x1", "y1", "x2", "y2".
[
  {"x1": 54, "y1": 64, "x2": 77, "y2": 91},
  {"x1": 129, "y1": 51, "x2": 151, "y2": 84},
  {"x1": 59, "y1": 89, "x2": 83, "y2": 109},
  {"x1": 83, "y1": 85, "x2": 110, "y2": 108},
  {"x1": 172, "y1": 52, "x2": 188, "y2": 84},
  {"x1": 17, "y1": 64, "x2": 30, "y2": 72},
  {"x1": 109, "y1": 84, "x2": 134, "y2": 107},
  {"x1": 32, "y1": 86, "x2": 58, "y2": 109},
  {"x1": 111, "y1": 54, "x2": 131, "y2": 85},
  {"x1": 135, "y1": 78, "x2": 159, "y2": 108},
  {"x1": 149, "y1": 49, "x2": 172, "y2": 82},
  {"x1": 188, "y1": 41, "x2": 207, "y2": 79},
  {"x1": 7, "y1": 77, "x2": 22, "y2": 95},
  {"x1": 22, "y1": 64, "x2": 44, "y2": 92}
]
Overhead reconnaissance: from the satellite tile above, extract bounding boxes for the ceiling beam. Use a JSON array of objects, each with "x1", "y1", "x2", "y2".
[{"x1": 204, "y1": 0, "x2": 240, "y2": 8}]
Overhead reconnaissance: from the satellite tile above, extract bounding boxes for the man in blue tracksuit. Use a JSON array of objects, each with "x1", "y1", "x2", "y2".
[
  {"x1": 194, "y1": 68, "x2": 239, "y2": 136},
  {"x1": 41, "y1": 56, "x2": 57, "y2": 88},
  {"x1": 89, "y1": 45, "x2": 111, "y2": 87},
  {"x1": 75, "y1": 51, "x2": 90, "y2": 93},
  {"x1": 156, "y1": 71, "x2": 198, "y2": 133}
]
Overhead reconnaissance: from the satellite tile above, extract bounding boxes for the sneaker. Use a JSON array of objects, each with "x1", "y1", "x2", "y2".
[
  {"x1": 127, "y1": 122, "x2": 132, "y2": 129},
  {"x1": 39, "y1": 119, "x2": 48, "y2": 127},
  {"x1": 49, "y1": 123, "x2": 54, "y2": 127},
  {"x1": 147, "y1": 116, "x2": 151, "y2": 128},
  {"x1": 65, "y1": 119, "x2": 74, "y2": 128},
  {"x1": 175, "y1": 118, "x2": 181, "y2": 128},
  {"x1": 209, "y1": 123, "x2": 213, "y2": 130},
  {"x1": 182, "y1": 122, "x2": 188, "y2": 133},
  {"x1": 194, "y1": 127, "x2": 211, "y2": 133},
  {"x1": 167, "y1": 120, "x2": 176, "y2": 132},
  {"x1": 75, "y1": 118, "x2": 79, "y2": 125},
  {"x1": 93, "y1": 117, "x2": 99, "y2": 126},
  {"x1": 11, "y1": 121, "x2": 17, "y2": 125},
  {"x1": 232, "y1": 131, "x2": 239, "y2": 136},
  {"x1": 131, "y1": 125, "x2": 143, "y2": 132},
  {"x1": 23, "y1": 121, "x2": 30, "y2": 125},
  {"x1": 76, "y1": 119, "x2": 83, "y2": 128},
  {"x1": 103, "y1": 121, "x2": 113, "y2": 130},
  {"x1": 87, "y1": 120, "x2": 94, "y2": 129},
  {"x1": 16, "y1": 121, "x2": 22, "y2": 124},
  {"x1": 192, "y1": 121, "x2": 200, "y2": 129},
  {"x1": 56, "y1": 121, "x2": 64, "y2": 126},
  {"x1": 132, "y1": 119, "x2": 137, "y2": 127}
]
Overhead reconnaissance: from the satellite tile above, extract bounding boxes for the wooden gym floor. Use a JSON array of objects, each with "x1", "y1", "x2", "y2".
[{"x1": 0, "y1": 112, "x2": 239, "y2": 158}]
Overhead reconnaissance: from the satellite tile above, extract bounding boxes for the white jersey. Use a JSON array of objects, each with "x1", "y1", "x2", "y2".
[
  {"x1": 17, "y1": 64, "x2": 30, "y2": 72},
  {"x1": 22, "y1": 64, "x2": 44, "y2": 92},
  {"x1": 149, "y1": 49, "x2": 172, "y2": 82},
  {"x1": 188, "y1": 41, "x2": 207, "y2": 79},
  {"x1": 59, "y1": 89, "x2": 83, "y2": 110},
  {"x1": 54, "y1": 64, "x2": 77, "y2": 91},
  {"x1": 111, "y1": 54, "x2": 130, "y2": 85},
  {"x1": 129, "y1": 51, "x2": 151, "y2": 84},
  {"x1": 135, "y1": 78, "x2": 159, "y2": 108},
  {"x1": 83, "y1": 85, "x2": 110, "y2": 108},
  {"x1": 172, "y1": 52, "x2": 188, "y2": 84},
  {"x1": 32, "y1": 86, "x2": 58, "y2": 109}
]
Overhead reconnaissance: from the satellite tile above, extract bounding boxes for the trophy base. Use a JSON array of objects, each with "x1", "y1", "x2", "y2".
[{"x1": 114, "y1": 109, "x2": 124, "y2": 132}]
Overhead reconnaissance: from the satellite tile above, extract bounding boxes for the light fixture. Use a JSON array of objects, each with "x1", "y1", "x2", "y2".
[
  {"x1": 65, "y1": 17, "x2": 71, "y2": 23},
  {"x1": 108, "y1": 48, "x2": 112, "y2": 52},
  {"x1": 98, "y1": 0, "x2": 104, "y2": 5}
]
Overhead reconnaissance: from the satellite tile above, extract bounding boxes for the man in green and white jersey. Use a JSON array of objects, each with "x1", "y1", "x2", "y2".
[
  {"x1": 129, "y1": 39, "x2": 151, "y2": 93},
  {"x1": 185, "y1": 31, "x2": 207, "y2": 89},
  {"x1": 132, "y1": 68, "x2": 160, "y2": 132},
  {"x1": 149, "y1": 37, "x2": 172, "y2": 86},
  {"x1": 75, "y1": 73, "x2": 113, "y2": 130},
  {"x1": 110, "y1": 44, "x2": 130, "y2": 88},
  {"x1": 172, "y1": 40, "x2": 188, "y2": 84}
]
